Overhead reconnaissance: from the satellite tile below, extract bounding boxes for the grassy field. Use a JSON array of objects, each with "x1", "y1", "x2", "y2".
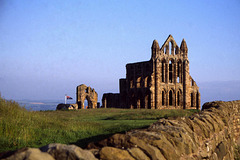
[{"x1": 0, "y1": 96, "x2": 199, "y2": 152}]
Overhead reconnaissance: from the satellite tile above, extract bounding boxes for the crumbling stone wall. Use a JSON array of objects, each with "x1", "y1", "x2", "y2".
[
  {"x1": 76, "y1": 84, "x2": 98, "y2": 109},
  {"x1": 88, "y1": 100, "x2": 240, "y2": 159}
]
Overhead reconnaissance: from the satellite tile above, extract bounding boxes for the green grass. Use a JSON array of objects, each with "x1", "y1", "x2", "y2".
[{"x1": 0, "y1": 96, "x2": 199, "y2": 152}]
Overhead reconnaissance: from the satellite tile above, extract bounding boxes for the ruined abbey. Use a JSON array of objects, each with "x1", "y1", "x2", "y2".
[
  {"x1": 76, "y1": 84, "x2": 98, "y2": 109},
  {"x1": 103, "y1": 35, "x2": 200, "y2": 109}
]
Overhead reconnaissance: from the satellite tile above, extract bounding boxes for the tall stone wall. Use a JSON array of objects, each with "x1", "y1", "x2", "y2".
[{"x1": 2, "y1": 100, "x2": 240, "y2": 160}]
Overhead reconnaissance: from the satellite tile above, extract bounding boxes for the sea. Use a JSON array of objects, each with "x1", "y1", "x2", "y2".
[{"x1": 16, "y1": 99, "x2": 73, "y2": 111}]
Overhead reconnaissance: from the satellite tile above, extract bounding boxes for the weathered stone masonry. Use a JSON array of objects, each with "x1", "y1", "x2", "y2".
[
  {"x1": 103, "y1": 35, "x2": 200, "y2": 109},
  {"x1": 89, "y1": 100, "x2": 240, "y2": 160},
  {"x1": 76, "y1": 84, "x2": 98, "y2": 109}
]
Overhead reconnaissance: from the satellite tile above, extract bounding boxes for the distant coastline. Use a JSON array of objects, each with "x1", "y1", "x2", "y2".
[
  {"x1": 16, "y1": 100, "x2": 72, "y2": 111},
  {"x1": 29, "y1": 102, "x2": 45, "y2": 105}
]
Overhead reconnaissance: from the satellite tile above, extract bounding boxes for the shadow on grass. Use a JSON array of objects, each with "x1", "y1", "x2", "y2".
[
  {"x1": 71, "y1": 133, "x2": 115, "y2": 149},
  {"x1": 71, "y1": 125, "x2": 150, "y2": 149}
]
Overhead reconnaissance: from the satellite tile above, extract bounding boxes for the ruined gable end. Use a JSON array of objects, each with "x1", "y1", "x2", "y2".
[{"x1": 103, "y1": 35, "x2": 200, "y2": 109}]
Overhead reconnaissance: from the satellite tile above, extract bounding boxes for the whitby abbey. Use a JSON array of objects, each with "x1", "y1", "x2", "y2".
[
  {"x1": 57, "y1": 35, "x2": 201, "y2": 110},
  {"x1": 102, "y1": 35, "x2": 200, "y2": 109}
]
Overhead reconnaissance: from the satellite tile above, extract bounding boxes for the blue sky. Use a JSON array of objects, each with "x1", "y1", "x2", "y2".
[{"x1": 0, "y1": 0, "x2": 240, "y2": 105}]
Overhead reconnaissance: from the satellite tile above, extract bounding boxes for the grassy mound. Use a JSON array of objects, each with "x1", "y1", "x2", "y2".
[{"x1": 0, "y1": 96, "x2": 198, "y2": 152}]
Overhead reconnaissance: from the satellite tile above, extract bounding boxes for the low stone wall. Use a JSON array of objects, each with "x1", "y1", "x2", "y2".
[
  {"x1": 1, "y1": 100, "x2": 240, "y2": 160},
  {"x1": 87, "y1": 100, "x2": 240, "y2": 160}
]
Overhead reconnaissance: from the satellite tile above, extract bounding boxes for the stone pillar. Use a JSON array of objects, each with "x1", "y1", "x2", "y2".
[
  {"x1": 173, "y1": 62, "x2": 177, "y2": 84},
  {"x1": 161, "y1": 61, "x2": 165, "y2": 83},
  {"x1": 166, "y1": 90, "x2": 169, "y2": 107},
  {"x1": 81, "y1": 101, "x2": 84, "y2": 109},
  {"x1": 180, "y1": 62, "x2": 182, "y2": 83},
  {"x1": 150, "y1": 66, "x2": 155, "y2": 109},
  {"x1": 174, "y1": 92, "x2": 177, "y2": 107},
  {"x1": 183, "y1": 60, "x2": 191, "y2": 109},
  {"x1": 93, "y1": 102, "x2": 97, "y2": 109},
  {"x1": 177, "y1": 61, "x2": 183, "y2": 83},
  {"x1": 166, "y1": 59, "x2": 169, "y2": 83},
  {"x1": 155, "y1": 59, "x2": 160, "y2": 109},
  {"x1": 130, "y1": 103, "x2": 133, "y2": 109},
  {"x1": 103, "y1": 98, "x2": 107, "y2": 108},
  {"x1": 137, "y1": 99, "x2": 140, "y2": 109}
]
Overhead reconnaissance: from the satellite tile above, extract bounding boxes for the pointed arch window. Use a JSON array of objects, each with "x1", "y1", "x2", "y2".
[
  {"x1": 191, "y1": 93, "x2": 194, "y2": 107},
  {"x1": 169, "y1": 42, "x2": 172, "y2": 55},
  {"x1": 177, "y1": 61, "x2": 182, "y2": 83},
  {"x1": 169, "y1": 60, "x2": 173, "y2": 83},
  {"x1": 169, "y1": 90, "x2": 173, "y2": 106},
  {"x1": 175, "y1": 47, "x2": 178, "y2": 54},
  {"x1": 162, "y1": 90, "x2": 165, "y2": 106},
  {"x1": 191, "y1": 79, "x2": 194, "y2": 86},
  {"x1": 162, "y1": 61, "x2": 165, "y2": 82}
]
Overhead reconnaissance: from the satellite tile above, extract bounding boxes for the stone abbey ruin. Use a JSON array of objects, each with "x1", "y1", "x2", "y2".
[
  {"x1": 57, "y1": 34, "x2": 200, "y2": 110},
  {"x1": 57, "y1": 84, "x2": 99, "y2": 110},
  {"x1": 76, "y1": 84, "x2": 98, "y2": 109},
  {"x1": 103, "y1": 35, "x2": 200, "y2": 110}
]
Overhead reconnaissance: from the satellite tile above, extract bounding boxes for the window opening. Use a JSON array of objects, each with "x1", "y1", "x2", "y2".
[
  {"x1": 169, "y1": 61, "x2": 173, "y2": 83},
  {"x1": 191, "y1": 93, "x2": 194, "y2": 107},
  {"x1": 169, "y1": 90, "x2": 173, "y2": 106},
  {"x1": 162, "y1": 91, "x2": 165, "y2": 105},
  {"x1": 84, "y1": 98, "x2": 88, "y2": 109},
  {"x1": 169, "y1": 42, "x2": 172, "y2": 55},
  {"x1": 177, "y1": 61, "x2": 181, "y2": 83}
]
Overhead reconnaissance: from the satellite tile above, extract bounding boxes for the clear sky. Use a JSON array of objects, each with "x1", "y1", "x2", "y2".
[{"x1": 0, "y1": 0, "x2": 240, "y2": 105}]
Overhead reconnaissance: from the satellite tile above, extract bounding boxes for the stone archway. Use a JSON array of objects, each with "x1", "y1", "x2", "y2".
[
  {"x1": 76, "y1": 84, "x2": 98, "y2": 109},
  {"x1": 83, "y1": 95, "x2": 92, "y2": 109}
]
